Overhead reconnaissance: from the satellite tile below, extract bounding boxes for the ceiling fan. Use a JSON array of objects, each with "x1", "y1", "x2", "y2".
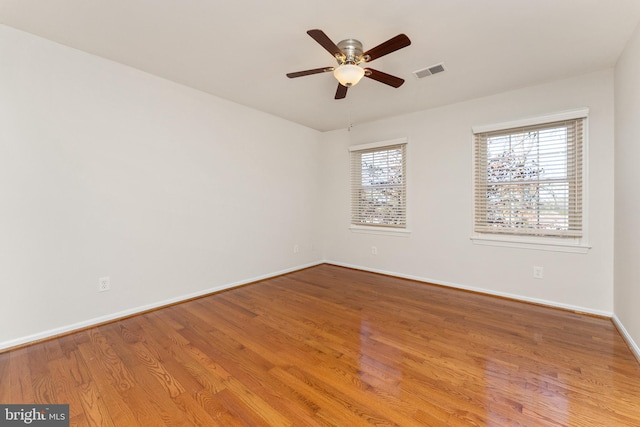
[{"x1": 286, "y1": 29, "x2": 411, "y2": 99}]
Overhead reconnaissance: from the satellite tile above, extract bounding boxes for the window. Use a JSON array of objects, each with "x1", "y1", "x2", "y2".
[
  {"x1": 350, "y1": 139, "x2": 407, "y2": 229},
  {"x1": 473, "y1": 111, "x2": 586, "y2": 241}
]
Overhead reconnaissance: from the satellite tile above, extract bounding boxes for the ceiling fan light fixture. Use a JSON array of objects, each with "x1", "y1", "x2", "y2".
[
  {"x1": 287, "y1": 29, "x2": 411, "y2": 99},
  {"x1": 333, "y1": 64, "x2": 365, "y2": 87}
]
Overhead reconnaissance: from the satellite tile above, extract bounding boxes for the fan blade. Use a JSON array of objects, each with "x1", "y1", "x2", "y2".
[
  {"x1": 364, "y1": 68, "x2": 405, "y2": 88},
  {"x1": 335, "y1": 83, "x2": 348, "y2": 99},
  {"x1": 286, "y1": 67, "x2": 334, "y2": 78},
  {"x1": 362, "y1": 34, "x2": 411, "y2": 62},
  {"x1": 307, "y1": 29, "x2": 344, "y2": 58}
]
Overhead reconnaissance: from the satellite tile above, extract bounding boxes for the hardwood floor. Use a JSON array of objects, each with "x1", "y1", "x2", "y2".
[{"x1": 1, "y1": 264, "x2": 639, "y2": 426}]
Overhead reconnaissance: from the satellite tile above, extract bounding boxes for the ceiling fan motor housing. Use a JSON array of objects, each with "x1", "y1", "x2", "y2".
[{"x1": 336, "y1": 39, "x2": 364, "y2": 64}]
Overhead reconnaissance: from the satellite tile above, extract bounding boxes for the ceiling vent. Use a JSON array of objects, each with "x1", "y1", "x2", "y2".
[{"x1": 413, "y1": 63, "x2": 446, "y2": 79}]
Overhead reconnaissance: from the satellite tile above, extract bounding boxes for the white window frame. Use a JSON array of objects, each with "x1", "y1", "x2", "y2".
[
  {"x1": 471, "y1": 109, "x2": 590, "y2": 253},
  {"x1": 349, "y1": 138, "x2": 410, "y2": 236}
]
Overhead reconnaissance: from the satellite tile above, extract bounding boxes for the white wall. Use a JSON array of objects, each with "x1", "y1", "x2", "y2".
[
  {"x1": 0, "y1": 25, "x2": 322, "y2": 349},
  {"x1": 614, "y1": 23, "x2": 640, "y2": 355},
  {"x1": 321, "y1": 70, "x2": 615, "y2": 314}
]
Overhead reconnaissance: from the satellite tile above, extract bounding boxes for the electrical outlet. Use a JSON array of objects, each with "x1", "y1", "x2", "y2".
[
  {"x1": 98, "y1": 276, "x2": 110, "y2": 292},
  {"x1": 371, "y1": 246, "x2": 378, "y2": 255},
  {"x1": 293, "y1": 244, "x2": 300, "y2": 254},
  {"x1": 533, "y1": 266, "x2": 544, "y2": 279}
]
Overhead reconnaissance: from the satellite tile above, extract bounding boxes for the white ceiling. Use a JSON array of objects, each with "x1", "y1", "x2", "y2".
[{"x1": 1, "y1": 0, "x2": 640, "y2": 131}]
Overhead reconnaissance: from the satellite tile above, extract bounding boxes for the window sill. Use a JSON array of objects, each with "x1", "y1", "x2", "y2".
[
  {"x1": 350, "y1": 225, "x2": 411, "y2": 237},
  {"x1": 470, "y1": 234, "x2": 591, "y2": 253}
]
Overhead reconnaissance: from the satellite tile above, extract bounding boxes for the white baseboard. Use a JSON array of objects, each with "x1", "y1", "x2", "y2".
[
  {"x1": 6, "y1": 260, "x2": 636, "y2": 359},
  {"x1": 612, "y1": 314, "x2": 640, "y2": 363},
  {"x1": 325, "y1": 260, "x2": 613, "y2": 318},
  {"x1": 326, "y1": 261, "x2": 640, "y2": 361},
  {"x1": 0, "y1": 261, "x2": 324, "y2": 352}
]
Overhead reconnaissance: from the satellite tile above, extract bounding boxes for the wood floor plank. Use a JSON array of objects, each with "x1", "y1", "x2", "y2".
[
  {"x1": 75, "y1": 343, "x2": 141, "y2": 426},
  {"x1": 1, "y1": 264, "x2": 639, "y2": 426},
  {"x1": 10, "y1": 348, "x2": 35, "y2": 403}
]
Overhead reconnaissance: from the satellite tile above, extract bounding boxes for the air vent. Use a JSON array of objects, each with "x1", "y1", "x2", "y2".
[{"x1": 413, "y1": 63, "x2": 446, "y2": 79}]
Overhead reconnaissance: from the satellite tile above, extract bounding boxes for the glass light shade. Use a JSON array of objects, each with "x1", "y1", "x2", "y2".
[{"x1": 333, "y1": 64, "x2": 365, "y2": 87}]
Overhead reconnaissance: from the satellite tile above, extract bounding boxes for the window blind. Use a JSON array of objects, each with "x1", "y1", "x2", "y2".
[
  {"x1": 351, "y1": 143, "x2": 406, "y2": 227},
  {"x1": 474, "y1": 118, "x2": 584, "y2": 237}
]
